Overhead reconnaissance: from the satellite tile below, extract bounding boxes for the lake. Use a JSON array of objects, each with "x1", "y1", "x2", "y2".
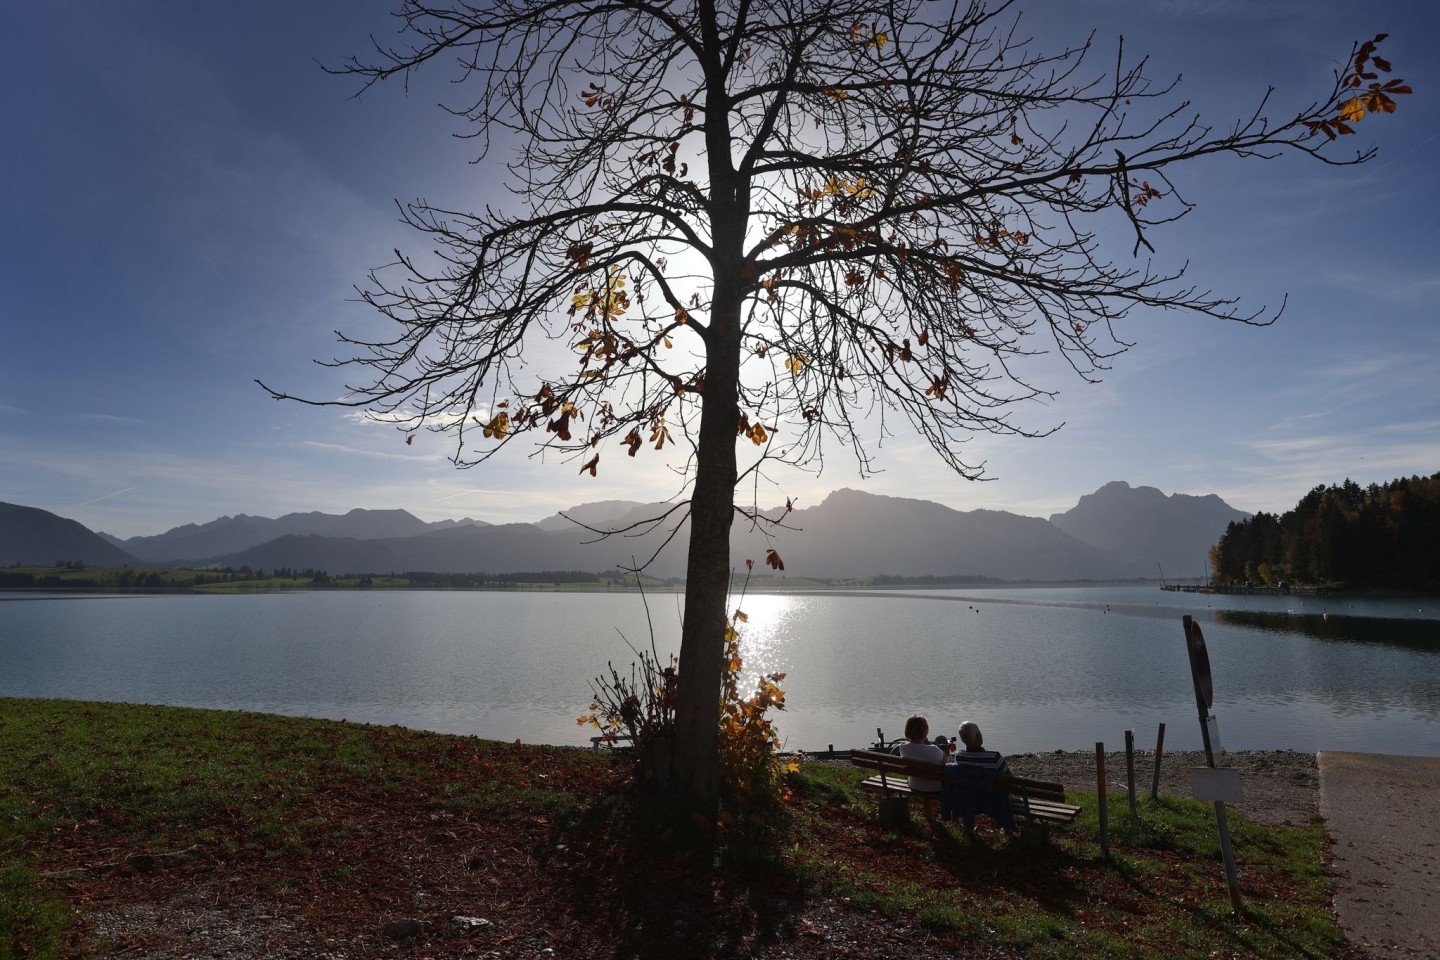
[{"x1": 2, "y1": 585, "x2": 1437, "y2": 756}]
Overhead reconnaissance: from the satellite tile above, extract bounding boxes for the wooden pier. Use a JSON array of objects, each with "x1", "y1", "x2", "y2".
[{"x1": 1160, "y1": 583, "x2": 1334, "y2": 597}]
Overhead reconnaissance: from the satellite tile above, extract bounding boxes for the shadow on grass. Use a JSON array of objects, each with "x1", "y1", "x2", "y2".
[
  {"x1": 552, "y1": 792, "x2": 810, "y2": 959},
  {"x1": 916, "y1": 816, "x2": 1089, "y2": 915}
]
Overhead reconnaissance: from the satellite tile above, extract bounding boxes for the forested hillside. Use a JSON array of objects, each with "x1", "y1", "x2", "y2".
[{"x1": 1211, "y1": 473, "x2": 1440, "y2": 591}]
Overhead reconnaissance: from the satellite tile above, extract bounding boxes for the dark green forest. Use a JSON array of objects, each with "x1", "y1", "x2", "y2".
[{"x1": 1212, "y1": 473, "x2": 1440, "y2": 592}]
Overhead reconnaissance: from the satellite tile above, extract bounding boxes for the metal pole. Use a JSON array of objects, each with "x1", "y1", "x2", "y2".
[
  {"x1": 1125, "y1": 729, "x2": 1137, "y2": 816},
  {"x1": 1215, "y1": 801, "x2": 1243, "y2": 910},
  {"x1": 1150, "y1": 722, "x2": 1166, "y2": 800},
  {"x1": 1095, "y1": 742, "x2": 1109, "y2": 860},
  {"x1": 1182, "y1": 615, "x2": 1242, "y2": 909}
]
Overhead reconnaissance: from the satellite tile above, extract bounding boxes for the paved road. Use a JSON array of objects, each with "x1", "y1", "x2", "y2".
[{"x1": 1318, "y1": 752, "x2": 1440, "y2": 959}]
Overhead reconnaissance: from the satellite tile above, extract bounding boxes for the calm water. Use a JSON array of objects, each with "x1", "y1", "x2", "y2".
[{"x1": 2, "y1": 586, "x2": 1437, "y2": 756}]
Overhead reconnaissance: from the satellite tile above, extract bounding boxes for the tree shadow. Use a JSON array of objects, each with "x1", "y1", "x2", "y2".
[
  {"x1": 551, "y1": 792, "x2": 809, "y2": 959},
  {"x1": 913, "y1": 818, "x2": 1090, "y2": 915}
]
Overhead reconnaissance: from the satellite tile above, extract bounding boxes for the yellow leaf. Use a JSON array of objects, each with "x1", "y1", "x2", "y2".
[
  {"x1": 1337, "y1": 97, "x2": 1366, "y2": 123},
  {"x1": 750, "y1": 423, "x2": 768, "y2": 446},
  {"x1": 785, "y1": 356, "x2": 806, "y2": 375},
  {"x1": 482, "y1": 412, "x2": 510, "y2": 439}
]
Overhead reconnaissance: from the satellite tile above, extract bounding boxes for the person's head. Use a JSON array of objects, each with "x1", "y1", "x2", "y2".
[
  {"x1": 904, "y1": 715, "x2": 930, "y2": 742},
  {"x1": 958, "y1": 721, "x2": 983, "y2": 750}
]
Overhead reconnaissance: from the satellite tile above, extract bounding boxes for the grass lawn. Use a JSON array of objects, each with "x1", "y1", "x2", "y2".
[{"x1": 0, "y1": 699, "x2": 1346, "y2": 959}]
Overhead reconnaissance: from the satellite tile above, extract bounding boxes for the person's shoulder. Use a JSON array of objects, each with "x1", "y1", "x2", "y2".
[
  {"x1": 957, "y1": 749, "x2": 1006, "y2": 767},
  {"x1": 900, "y1": 742, "x2": 944, "y2": 761}
]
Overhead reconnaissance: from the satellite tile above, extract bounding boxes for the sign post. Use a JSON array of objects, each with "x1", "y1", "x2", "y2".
[{"x1": 1182, "y1": 615, "x2": 1242, "y2": 909}]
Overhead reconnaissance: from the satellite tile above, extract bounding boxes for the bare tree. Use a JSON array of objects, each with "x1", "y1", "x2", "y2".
[{"x1": 262, "y1": 0, "x2": 1407, "y2": 814}]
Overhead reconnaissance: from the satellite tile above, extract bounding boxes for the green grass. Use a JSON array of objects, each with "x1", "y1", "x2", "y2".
[
  {"x1": 1, "y1": 700, "x2": 1347, "y2": 959},
  {"x1": 778, "y1": 764, "x2": 1345, "y2": 959}
]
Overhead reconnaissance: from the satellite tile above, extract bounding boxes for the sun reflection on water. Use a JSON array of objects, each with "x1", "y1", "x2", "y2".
[{"x1": 731, "y1": 593, "x2": 802, "y2": 692}]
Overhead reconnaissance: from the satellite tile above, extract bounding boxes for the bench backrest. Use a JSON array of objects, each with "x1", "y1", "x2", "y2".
[
  {"x1": 850, "y1": 749, "x2": 941, "y2": 780},
  {"x1": 850, "y1": 749, "x2": 1067, "y2": 803}
]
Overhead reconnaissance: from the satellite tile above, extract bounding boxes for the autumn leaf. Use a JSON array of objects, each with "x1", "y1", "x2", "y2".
[
  {"x1": 405, "y1": 435, "x2": 413, "y2": 446},
  {"x1": 765, "y1": 548, "x2": 785, "y2": 571},
  {"x1": 749, "y1": 423, "x2": 768, "y2": 446},
  {"x1": 566, "y1": 241, "x2": 592, "y2": 268},
  {"x1": 579, "y1": 82, "x2": 605, "y2": 107},
  {"x1": 482, "y1": 412, "x2": 510, "y2": 439},
  {"x1": 785, "y1": 355, "x2": 806, "y2": 375},
  {"x1": 1337, "y1": 98, "x2": 1366, "y2": 123},
  {"x1": 580, "y1": 453, "x2": 599, "y2": 476}
]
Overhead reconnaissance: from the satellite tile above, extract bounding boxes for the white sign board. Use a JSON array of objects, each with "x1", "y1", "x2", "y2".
[{"x1": 1192, "y1": 767, "x2": 1244, "y2": 804}]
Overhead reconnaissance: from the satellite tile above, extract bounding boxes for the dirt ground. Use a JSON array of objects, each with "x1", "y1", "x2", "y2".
[{"x1": 69, "y1": 749, "x2": 1321, "y2": 959}]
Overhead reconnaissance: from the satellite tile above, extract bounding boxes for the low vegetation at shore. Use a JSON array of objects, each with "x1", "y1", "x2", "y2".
[
  {"x1": 2, "y1": 699, "x2": 1344, "y2": 959},
  {"x1": 0, "y1": 564, "x2": 998, "y2": 594}
]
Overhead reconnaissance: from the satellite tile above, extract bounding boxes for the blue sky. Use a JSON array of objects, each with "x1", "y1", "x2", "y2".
[{"x1": 3, "y1": 0, "x2": 1437, "y2": 539}]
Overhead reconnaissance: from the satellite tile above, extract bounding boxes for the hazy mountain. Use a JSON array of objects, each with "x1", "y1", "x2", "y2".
[
  {"x1": 1, "y1": 502, "x2": 143, "y2": 567},
  {"x1": 1048, "y1": 481, "x2": 1250, "y2": 580},
  {"x1": 101, "y1": 508, "x2": 471, "y2": 563},
  {"x1": 425, "y1": 517, "x2": 490, "y2": 532},
  {"x1": 735, "y1": 488, "x2": 1124, "y2": 581},
  {"x1": 534, "y1": 500, "x2": 651, "y2": 533},
  {"x1": 10, "y1": 481, "x2": 1249, "y2": 581},
  {"x1": 222, "y1": 523, "x2": 577, "y2": 576}
]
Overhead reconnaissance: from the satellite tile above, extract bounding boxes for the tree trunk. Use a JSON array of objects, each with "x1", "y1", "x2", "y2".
[
  {"x1": 672, "y1": 8, "x2": 746, "y2": 817},
  {"x1": 671, "y1": 293, "x2": 742, "y2": 818}
]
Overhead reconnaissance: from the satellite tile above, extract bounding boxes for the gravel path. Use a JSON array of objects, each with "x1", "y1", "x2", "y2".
[
  {"x1": 1005, "y1": 747, "x2": 1320, "y2": 826},
  {"x1": 1318, "y1": 752, "x2": 1440, "y2": 960}
]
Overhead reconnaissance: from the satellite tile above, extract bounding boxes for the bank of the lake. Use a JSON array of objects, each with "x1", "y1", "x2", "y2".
[{"x1": 1, "y1": 699, "x2": 1350, "y2": 960}]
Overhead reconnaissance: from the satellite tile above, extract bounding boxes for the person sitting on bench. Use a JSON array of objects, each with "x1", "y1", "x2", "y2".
[
  {"x1": 897, "y1": 715, "x2": 946, "y2": 821},
  {"x1": 941, "y1": 721, "x2": 1018, "y2": 833}
]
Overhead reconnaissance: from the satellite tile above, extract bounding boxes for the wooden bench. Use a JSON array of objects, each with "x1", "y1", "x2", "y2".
[{"x1": 850, "y1": 749, "x2": 1081, "y2": 833}]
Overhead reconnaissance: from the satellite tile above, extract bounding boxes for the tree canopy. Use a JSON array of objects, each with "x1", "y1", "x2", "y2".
[
  {"x1": 1213, "y1": 473, "x2": 1440, "y2": 592},
  {"x1": 264, "y1": 0, "x2": 1408, "y2": 812}
]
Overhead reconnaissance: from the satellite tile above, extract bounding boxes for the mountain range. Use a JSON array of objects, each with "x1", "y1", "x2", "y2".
[{"x1": 0, "y1": 482, "x2": 1248, "y2": 582}]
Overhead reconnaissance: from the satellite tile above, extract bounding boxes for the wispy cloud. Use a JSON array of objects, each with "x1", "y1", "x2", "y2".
[
  {"x1": 72, "y1": 487, "x2": 137, "y2": 508},
  {"x1": 298, "y1": 439, "x2": 441, "y2": 462}
]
